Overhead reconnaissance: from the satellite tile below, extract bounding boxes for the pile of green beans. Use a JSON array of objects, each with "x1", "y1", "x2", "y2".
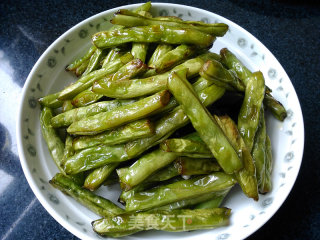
[{"x1": 39, "y1": 1, "x2": 287, "y2": 237}]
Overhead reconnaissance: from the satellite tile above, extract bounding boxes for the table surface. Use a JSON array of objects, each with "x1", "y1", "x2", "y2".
[{"x1": 0, "y1": 0, "x2": 319, "y2": 239}]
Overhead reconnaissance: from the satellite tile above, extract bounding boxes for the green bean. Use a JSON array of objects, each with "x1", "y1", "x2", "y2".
[
  {"x1": 137, "y1": 10, "x2": 153, "y2": 18},
  {"x1": 91, "y1": 56, "x2": 205, "y2": 98},
  {"x1": 152, "y1": 44, "x2": 196, "y2": 73},
  {"x1": 160, "y1": 138, "x2": 213, "y2": 158},
  {"x1": 252, "y1": 108, "x2": 272, "y2": 193},
  {"x1": 58, "y1": 52, "x2": 134, "y2": 100},
  {"x1": 40, "y1": 107, "x2": 65, "y2": 173},
  {"x1": 264, "y1": 135, "x2": 273, "y2": 193},
  {"x1": 84, "y1": 163, "x2": 119, "y2": 191},
  {"x1": 252, "y1": 109, "x2": 266, "y2": 188},
  {"x1": 138, "y1": 154, "x2": 220, "y2": 180},
  {"x1": 50, "y1": 173, "x2": 124, "y2": 217},
  {"x1": 200, "y1": 59, "x2": 245, "y2": 91},
  {"x1": 120, "y1": 156, "x2": 221, "y2": 202},
  {"x1": 192, "y1": 76, "x2": 214, "y2": 92},
  {"x1": 67, "y1": 90, "x2": 170, "y2": 135},
  {"x1": 149, "y1": 75, "x2": 216, "y2": 117},
  {"x1": 73, "y1": 58, "x2": 147, "y2": 107},
  {"x1": 199, "y1": 51, "x2": 221, "y2": 62},
  {"x1": 109, "y1": 61, "x2": 146, "y2": 83},
  {"x1": 194, "y1": 188, "x2": 231, "y2": 209},
  {"x1": 111, "y1": 9, "x2": 228, "y2": 36},
  {"x1": 131, "y1": 1, "x2": 152, "y2": 13},
  {"x1": 73, "y1": 119, "x2": 154, "y2": 150},
  {"x1": 125, "y1": 172, "x2": 236, "y2": 211},
  {"x1": 62, "y1": 135, "x2": 74, "y2": 164},
  {"x1": 71, "y1": 88, "x2": 104, "y2": 108},
  {"x1": 119, "y1": 181, "x2": 155, "y2": 203},
  {"x1": 117, "y1": 149, "x2": 177, "y2": 190},
  {"x1": 149, "y1": 96, "x2": 179, "y2": 116},
  {"x1": 194, "y1": 197, "x2": 225, "y2": 209},
  {"x1": 264, "y1": 94, "x2": 287, "y2": 121},
  {"x1": 83, "y1": 48, "x2": 106, "y2": 76},
  {"x1": 214, "y1": 115, "x2": 258, "y2": 200},
  {"x1": 93, "y1": 208, "x2": 230, "y2": 237},
  {"x1": 101, "y1": 48, "x2": 122, "y2": 68},
  {"x1": 158, "y1": 189, "x2": 230, "y2": 210},
  {"x1": 144, "y1": 51, "x2": 219, "y2": 78},
  {"x1": 220, "y1": 48, "x2": 252, "y2": 84},
  {"x1": 51, "y1": 99, "x2": 135, "y2": 128},
  {"x1": 63, "y1": 144, "x2": 128, "y2": 175},
  {"x1": 119, "y1": 176, "x2": 182, "y2": 204},
  {"x1": 112, "y1": 3, "x2": 152, "y2": 84},
  {"x1": 38, "y1": 92, "x2": 63, "y2": 109},
  {"x1": 145, "y1": 164, "x2": 180, "y2": 182},
  {"x1": 92, "y1": 73, "x2": 167, "y2": 98},
  {"x1": 114, "y1": 58, "x2": 148, "y2": 79},
  {"x1": 93, "y1": 58, "x2": 148, "y2": 94},
  {"x1": 153, "y1": 16, "x2": 183, "y2": 21},
  {"x1": 92, "y1": 25, "x2": 215, "y2": 49},
  {"x1": 131, "y1": 43, "x2": 149, "y2": 63},
  {"x1": 148, "y1": 44, "x2": 173, "y2": 67},
  {"x1": 75, "y1": 58, "x2": 90, "y2": 76},
  {"x1": 104, "y1": 5, "x2": 148, "y2": 63},
  {"x1": 66, "y1": 45, "x2": 96, "y2": 72},
  {"x1": 167, "y1": 69, "x2": 242, "y2": 174},
  {"x1": 62, "y1": 100, "x2": 74, "y2": 112},
  {"x1": 118, "y1": 181, "x2": 157, "y2": 204},
  {"x1": 124, "y1": 108, "x2": 184, "y2": 158},
  {"x1": 62, "y1": 135, "x2": 85, "y2": 185},
  {"x1": 67, "y1": 51, "x2": 128, "y2": 107},
  {"x1": 238, "y1": 71, "x2": 265, "y2": 152},
  {"x1": 220, "y1": 48, "x2": 287, "y2": 121},
  {"x1": 220, "y1": 48, "x2": 279, "y2": 93},
  {"x1": 182, "y1": 132, "x2": 204, "y2": 142},
  {"x1": 175, "y1": 157, "x2": 221, "y2": 175}
]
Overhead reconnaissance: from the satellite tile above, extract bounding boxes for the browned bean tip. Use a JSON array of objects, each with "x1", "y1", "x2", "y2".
[{"x1": 159, "y1": 90, "x2": 171, "y2": 106}]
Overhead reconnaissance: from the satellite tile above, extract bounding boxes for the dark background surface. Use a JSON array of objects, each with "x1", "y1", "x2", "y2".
[{"x1": 0, "y1": 0, "x2": 319, "y2": 239}]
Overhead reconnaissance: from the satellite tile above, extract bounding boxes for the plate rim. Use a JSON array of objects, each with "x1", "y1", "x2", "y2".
[{"x1": 16, "y1": 2, "x2": 305, "y2": 240}]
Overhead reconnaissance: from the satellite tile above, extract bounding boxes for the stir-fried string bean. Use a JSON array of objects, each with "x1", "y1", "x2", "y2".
[{"x1": 38, "y1": 2, "x2": 286, "y2": 237}]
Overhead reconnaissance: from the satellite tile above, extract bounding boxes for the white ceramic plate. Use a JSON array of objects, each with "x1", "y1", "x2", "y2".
[{"x1": 17, "y1": 3, "x2": 304, "y2": 240}]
